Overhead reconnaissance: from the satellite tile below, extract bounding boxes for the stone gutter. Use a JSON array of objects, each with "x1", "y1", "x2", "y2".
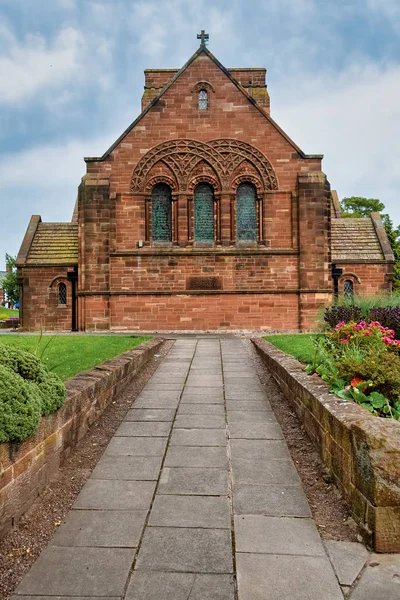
[
  {"x1": 252, "y1": 338, "x2": 400, "y2": 552},
  {"x1": 0, "y1": 338, "x2": 163, "y2": 538}
]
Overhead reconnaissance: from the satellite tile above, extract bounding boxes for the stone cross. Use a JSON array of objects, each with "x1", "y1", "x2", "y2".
[{"x1": 197, "y1": 30, "x2": 209, "y2": 46}]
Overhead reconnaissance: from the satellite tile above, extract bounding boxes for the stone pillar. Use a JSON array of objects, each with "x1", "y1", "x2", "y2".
[
  {"x1": 220, "y1": 193, "x2": 232, "y2": 245},
  {"x1": 298, "y1": 172, "x2": 331, "y2": 331},
  {"x1": 79, "y1": 174, "x2": 111, "y2": 330}
]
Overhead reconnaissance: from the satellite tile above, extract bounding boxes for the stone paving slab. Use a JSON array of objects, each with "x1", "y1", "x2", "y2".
[
  {"x1": 174, "y1": 414, "x2": 226, "y2": 429},
  {"x1": 92, "y1": 455, "x2": 162, "y2": 480},
  {"x1": 177, "y1": 403, "x2": 225, "y2": 415},
  {"x1": 225, "y1": 399, "x2": 272, "y2": 411},
  {"x1": 230, "y1": 439, "x2": 292, "y2": 460},
  {"x1": 136, "y1": 527, "x2": 233, "y2": 573},
  {"x1": 224, "y1": 390, "x2": 267, "y2": 401},
  {"x1": 235, "y1": 515, "x2": 325, "y2": 556},
  {"x1": 227, "y1": 410, "x2": 276, "y2": 423},
  {"x1": 125, "y1": 408, "x2": 176, "y2": 421},
  {"x1": 115, "y1": 421, "x2": 171, "y2": 437},
  {"x1": 231, "y1": 457, "x2": 301, "y2": 485},
  {"x1": 325, "y1": 540, "x2": 369, "y2": 587},
  {"x1": 105, "y1": 436, "x2": 168, "y2": 456},
  {"x1": 233, "y1": 483, "x2": 311, "y2": 517},
  {"x1": 349, "y1": 554, "x2": 400, "y2": 599},
  {"x1": 170, "y1": 428, "x2": 226, "y2": 446},
  {"x1": 149, "y1": 495, "x2": 231, "y2": 528},
  {"x1": 125, "y1": 572, "x2": 235, "y2": 600},
  {"x1": 15, "y1": 547, "x2": 135, "y2": 597},
  {"x1": 236, "y1": 553, "x2": 343, "y2": 600},
  {"x1": 181, "y1": 393, "x2": 225, "y2": 404},
  {"x1": 158, "y1": 467, "x2": 227, "y2": 495},
  {"x1": 164, "y1": 445, "x2": 228, "y2": 468},
  {"x1": 50, "y1": 509, "x2": 146, "y2": 547},
  {"x1": 143, "y1": 383, "x2": 184, "y2": 391},
  {"x1": 73, "y1": 479, "x2": 156, "y2": 510},
  {"x1": 133, "y1": 397, "x2": 180, "y2": 408},
  {"x1": 228, "y1": 422, "x2": 283, "y2": 439}
]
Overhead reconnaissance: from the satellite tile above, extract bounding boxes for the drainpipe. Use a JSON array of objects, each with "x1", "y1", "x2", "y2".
[
  {"x1": 67, "y1": 267, "x2": 78, "y2": 331},
  {"x1": 331, "y1": 264, "x2": 343, "y2": 304}
]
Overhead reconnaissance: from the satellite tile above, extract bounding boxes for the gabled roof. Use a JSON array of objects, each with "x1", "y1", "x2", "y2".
[
  {"x1": 19, "y1": 222, "x2": 78, "y2": 266},
  {"x1": 85, "y1": 45, "x2": 322, "y2": 163},
  {"x1": 331, "y1": 218, "x2": 388, "y2": 261}
]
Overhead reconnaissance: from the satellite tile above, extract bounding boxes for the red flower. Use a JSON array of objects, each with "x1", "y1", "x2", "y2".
[{"x1": 350, "y1": 377, "x2": 367, "y2": 391}]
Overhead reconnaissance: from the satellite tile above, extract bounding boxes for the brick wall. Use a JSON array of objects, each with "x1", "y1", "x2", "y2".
[
  {"x1": 0, "y1": 339, "x2": 162, "y2": 538},
  {"x1": 253, "y1": 339, "x2": 400, "y2": 553},
  {"x1": 19, "y1": 266, "x2": 74, "y2": 331}
]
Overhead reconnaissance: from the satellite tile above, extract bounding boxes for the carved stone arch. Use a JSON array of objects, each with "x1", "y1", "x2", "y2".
[
  {"x1": 231, "y1": 174, "x2": 263, "y2": 196},
  {"x1": 339, "y1": 272, "x2": 361, "y2": 284},
  {"x1": 144, "y1": 174, "x2": 178, "y2": 194},
  {"x1": 208, "y1": 138, "x2": 278, "y2": 191},
  {"x1": 48, "y1": 275, "x2": 69, "y2": 289},
  {"x1": 131, "y1": 138, "x2": 278, "y2": 193},
  {"x1": 191, "y1": 81, "x2": 215, "y2": 94},
  {"x1": 188, "y1": 174, "x2": 221, "y2": 194},
  {"x1": 131, "y1": 139, "x2": 225, "y2": 193}
]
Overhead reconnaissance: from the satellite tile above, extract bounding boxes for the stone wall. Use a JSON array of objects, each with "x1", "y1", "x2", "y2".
[
  {"x1": 252, "y1": 338, "x2": 400, "y2": 552},
  {"x1": 0, "y1": 338, "x2": 162, "y2": 538}
]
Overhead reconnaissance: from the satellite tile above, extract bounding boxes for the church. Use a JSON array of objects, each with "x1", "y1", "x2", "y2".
[{"x1": 16, "y1": 33, "x2": 394, "y2": 332}]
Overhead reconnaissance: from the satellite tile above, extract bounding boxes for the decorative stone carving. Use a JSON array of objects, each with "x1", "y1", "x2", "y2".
[{"x1": 131, "y1": 138, "x2": 278, "y2": 193}]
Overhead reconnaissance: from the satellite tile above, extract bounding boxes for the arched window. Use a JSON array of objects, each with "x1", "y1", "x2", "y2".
[
  {"x1": 198, "y1": 89, "x2": 208, "y2": 110},
  {"x1": 236, "y1": 182, "x2": 257, "y2": 242},
  {"x1": 152, "y1": 183, "x2": 172, "y2": 242},
  {"x1": 343, "y1": 279, "x2": 354, "y2": 301},
  {"x1": 58, "y1": 282, "x2": 67, "y2": 305},
  {"x1": 194, "y1": 183, "x2": 214, "y2": 242}
]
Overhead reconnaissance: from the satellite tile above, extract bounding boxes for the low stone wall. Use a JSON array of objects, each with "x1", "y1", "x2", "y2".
[
  {"x1": 252, "y1": 338, "x2": 400, "y2": 553},
  {"x1": 0, "y1": 338, "x2": 162, "y2": 538}
]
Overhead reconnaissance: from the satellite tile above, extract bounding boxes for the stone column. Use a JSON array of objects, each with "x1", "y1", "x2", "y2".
[{"x1": 298, "y1": 172, "x2": 331, "y2": 330}]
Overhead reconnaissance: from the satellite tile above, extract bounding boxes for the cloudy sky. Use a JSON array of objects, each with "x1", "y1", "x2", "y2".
[{"x1": 1, "y1": 0, "x2": 399, "y2": 269}]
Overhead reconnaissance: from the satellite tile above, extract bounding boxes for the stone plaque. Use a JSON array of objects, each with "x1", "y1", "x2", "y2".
[
  {"x1": 152, "y1": 183, "x2": 172, "y2": 242},
  {"x1": 187, "y1": 276, "x2": 222, "y2": 290},
  {"x1": 194, "y1": 183, "x2": 214, "y2": 242},
  {"x1": 236, "y1": 182, "x2": 256, "y2": 242}
]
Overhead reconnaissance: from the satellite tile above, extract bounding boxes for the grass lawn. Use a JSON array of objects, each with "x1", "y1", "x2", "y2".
[
  {"x1": 0, "y1": 335, "x2": 151, "y2": 381},
  {"x1": 264, "y1": 333, "x2": 323, "y2": 364},
  {"x1": 0, "y1": 307, "x2": 19, "y2": 319}
]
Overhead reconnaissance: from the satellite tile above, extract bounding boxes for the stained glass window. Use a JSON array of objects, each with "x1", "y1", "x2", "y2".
[
  {"x1": 236, "y1": 182, "x2": 257, "y2": 242},
  {"x1": 198, "y1": 89, "x2": 208, "y2": 110},
  {"x1": 152, "y1": 183, "x2": 172, "y2": 242},
  {"x1": 344, "y1": 279, "x2": 354, "y2": 301},
  {"x1": 194, "y1": 183, "x2": 214, "y2": 242},
  {"x1": 58, "y1": 282, "x2": 67, "y2": 305}
]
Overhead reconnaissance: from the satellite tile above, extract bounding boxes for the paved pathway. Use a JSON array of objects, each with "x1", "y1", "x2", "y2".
[{"x1": 11, "y1": 339, "x2": 399, "y2": 599}]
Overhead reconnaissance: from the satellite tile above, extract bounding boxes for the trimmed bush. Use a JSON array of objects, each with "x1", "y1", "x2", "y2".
[
  {"x1": 0, "y1": 344, "x2": 47, "y2": 383},
  {"x1": 0, "y1": 365, "x2": 42, "y2": 443},
  {"x1": 0, "y1": 344, "x2": 66, "y2": 436},
  {"x1": 38, "y1": 371, "x2": 66, "y2": 415}
]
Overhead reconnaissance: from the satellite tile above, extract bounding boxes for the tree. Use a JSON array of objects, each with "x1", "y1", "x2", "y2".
[
  {"x1": 340, "y1": 197, "x2": 400, "y2": 292},
  {"x1": 341, "y1": 197, "x2": 385, "y2": 218},
  {"x1": 2, "y1": 254, "x2": 19, "y2": 306}
]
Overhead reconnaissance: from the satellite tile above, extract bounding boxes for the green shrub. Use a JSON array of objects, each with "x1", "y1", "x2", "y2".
[
  {"x1": 38, "y1": 371, "x2": 66, "y2": 415},
  {"x1": 0, "y1": 365, "x2": 42, "y2": 443},
  {"x1": 0, "y1": 344, "x2": 47, "y2": 383},
  {"x1": 0, "y1": 344, "x2": 66, "y2": 419}
]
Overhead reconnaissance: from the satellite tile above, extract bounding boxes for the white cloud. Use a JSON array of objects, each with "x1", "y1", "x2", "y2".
[
  {"x1": 0, "y1": 25, "x2": 84, "y2": 104},
  {"x1": 274, "y1": 60, "x2": 400, "y2": 221}
]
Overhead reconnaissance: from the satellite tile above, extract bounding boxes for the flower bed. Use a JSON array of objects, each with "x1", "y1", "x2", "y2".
[
  {"x1": 306, "y1": 320, "x2": 400, "y2": 421},
  {"x1": 0, "y1": 317, "x2": 19, "y2": 329}
]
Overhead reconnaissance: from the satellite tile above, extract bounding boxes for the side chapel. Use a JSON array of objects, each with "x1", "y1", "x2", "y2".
[{"x1": 17, "y1": 33, "x2": 394, "y2": 332}]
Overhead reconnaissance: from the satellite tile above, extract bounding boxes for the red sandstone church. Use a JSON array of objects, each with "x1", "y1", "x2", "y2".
[{"x1": 17, "y1": 34, "x2": 394, "y2": 332}]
